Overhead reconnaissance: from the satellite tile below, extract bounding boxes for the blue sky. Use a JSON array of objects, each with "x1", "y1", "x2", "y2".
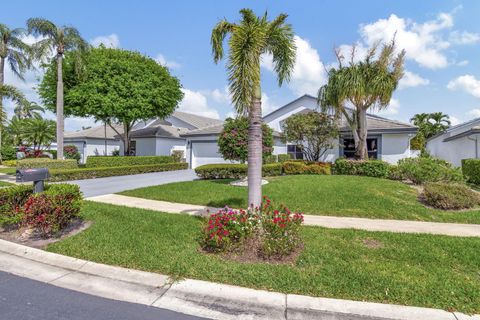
[{"x1": 2, "y1": 0, "x2": 480, "y2": 130}]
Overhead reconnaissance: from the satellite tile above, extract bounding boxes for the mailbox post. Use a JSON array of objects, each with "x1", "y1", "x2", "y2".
[{"x1": 16, "y1": 168, "x2": 50, "y2": 193}]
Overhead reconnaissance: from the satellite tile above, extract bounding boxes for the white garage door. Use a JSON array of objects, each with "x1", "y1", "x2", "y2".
[{"x1": 191, "y1": 141, "x2": 230, "y2": 168}]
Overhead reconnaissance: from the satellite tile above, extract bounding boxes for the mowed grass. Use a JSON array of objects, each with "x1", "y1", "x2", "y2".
[
  {"x1": 120, "y1": 175, "x2": 480, "y2": 224},
  {"x1": 0, "y1": 168, "x2": 15, "y2": 175},
  {"x1": 47, "y1": 201, "x2": 480, "y2": 313},
  {"x1": 0, "y1": 181, "x2": 14, "y2": 187}
]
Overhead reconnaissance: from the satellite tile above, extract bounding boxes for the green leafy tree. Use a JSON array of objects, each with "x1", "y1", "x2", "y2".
[
  {"x1": 38, "y1": 47, "x2": 183, "y2": 155},
  {"x1": 410, "y1": 112, "x2": 451, "y2": 150},
  {"x1": 27, "y1": 18, "x2": 88, "y2": 159},
  {"x1": 218, "y1": 117, "x2": 273, "y2": 163},
  {"x1": 319, "y1": 40, "x2": 405, "y2": 159},
  {"x1": 211, "y1": 9, "x2": 296, "y2": 207},
  {"x1": 0, "y1": 85, "x2": 28, "y2": 158},
  {"x1": 282, "y1": 111, "x2": 339, "y2": 161}
]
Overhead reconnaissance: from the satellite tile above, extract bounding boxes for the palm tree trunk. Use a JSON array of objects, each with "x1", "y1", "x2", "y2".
[
  {"x1": 248, "y1": 85, "x2": 263, "y2": 208},
  {"x1": 56, "y1": 53, "x2": 64, "y2": 160},
  {"x1": 0, "y1": 57, "x2": 4, "y2": 163},
  {"x1": 355, "y1": 108, "x2": 368, "y2": 159}
]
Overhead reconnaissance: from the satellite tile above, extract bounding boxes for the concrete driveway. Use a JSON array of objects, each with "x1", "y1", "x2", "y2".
[{"x1": 67, "y1": 169, "x2": 197, "y2": 198}]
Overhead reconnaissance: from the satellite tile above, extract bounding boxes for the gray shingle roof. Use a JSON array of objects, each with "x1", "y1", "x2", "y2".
[
  {"x1": 129, "y1": 124, "x2": 189, "y2": 139},
  {"x1": 64, "y1": 124, "x2": 124, "y2": 140},
  {"x1": 172, "y1": 111, "x2": 223, "y2": 129},
  {"x1": 180, "y1": 123, "x2": 283, "y2": 137}
]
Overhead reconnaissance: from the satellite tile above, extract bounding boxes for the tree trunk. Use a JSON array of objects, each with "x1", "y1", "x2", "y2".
[
  {"x1": 248, "y1": 85, "x2": 263, "y2": 208},
  {"x1": 123, "y1": 122, "x2": 130, "y2": 156},
  {"x1": 0, "y1": 57, "x2": 5, "y2": 163},
  {"x1": 56, "y1": 54, "x2": 64, "y2": 160},
  {"x1": 355, "y1": 108, "x2": 368, "y2": 159}
]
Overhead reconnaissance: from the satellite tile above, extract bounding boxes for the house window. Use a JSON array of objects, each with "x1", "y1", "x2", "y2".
[
  {"x1": 342, "y1": 138, "x2": 378, "y2": 159},
  {"x1": 287, "y1": 144, "x2": 303, "y2": 160}
]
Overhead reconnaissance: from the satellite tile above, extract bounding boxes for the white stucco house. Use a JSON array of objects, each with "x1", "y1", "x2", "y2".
[
  {"x1": 65, "y1": 95, "x2": 418, "y2": 167},
  {"x1": 426, "y1": 117, "x2": 480, "y2": 167}
]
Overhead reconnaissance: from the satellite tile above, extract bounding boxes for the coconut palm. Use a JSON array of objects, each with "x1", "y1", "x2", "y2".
[
  {"x1": 27, "y1": 18, "x2": 88, "y2": 159},
  {"x1": 410, "y1": 112, "x2": 450, "y2": 140},
  {"x1": 14, "y1": 100, "x2": 44, "y2": 119},
  {"x1": 0, "y1": 24, "x2": 32, "y2": 161},
  {"x1": 211, "y1": 9, "x2": 296, "y2": 207},
  {"x1": 319, "y1": 41, "x2": 405, "y2": 159}
]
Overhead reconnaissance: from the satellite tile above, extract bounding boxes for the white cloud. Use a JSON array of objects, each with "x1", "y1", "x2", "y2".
[
  {"x1": 467, "y1": 108, "x2": 480, "y2": 118},
  {"x1": 262, "y1": 35, "x2": 326, "y2": 96},
  {"x1": 155, "y1": 54, "x2": 181, "y2": 69},
  {"x1": 449, "y1": 31, "x2": 480, "y2": 44},
  {"x1": 178, "y1": 88, "x2": 220, "y2": 119},
  {"x1": 261, "y1": 92, "x2": 279, "y2": 116},
  {"x1": 447, "y1": 75, "x2": 480, "y2": 98},
  {"x1": 398, "y1": 71, "x2": 430, "y2": 89},
  {"x1": 359, "y1": 13, "x2": 453, "y2": 69},
  {"x1": 456, "y1": 60, "x2": 469, "y2": 66},
  {"x1": 207, "y1": 87, "x2": 230, "y2": 104},
  {"x1": 449, "y1": 116, "x2": 462, "y2": 126},
  {"x1": 90, "y1": 34, "x2": 120, "y2": 48},
  {"x1": 375, "y1": 98, "x2": 400, "y2": 116}
]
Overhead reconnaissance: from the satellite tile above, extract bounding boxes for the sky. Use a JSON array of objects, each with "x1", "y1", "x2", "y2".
[{"x1": 2, "y1": 0, "x2": 480, "y2": 131}]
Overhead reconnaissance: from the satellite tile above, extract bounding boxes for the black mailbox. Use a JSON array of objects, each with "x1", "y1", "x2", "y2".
[{"x1": 16, "y1": 168, "x2": 50, "y2": 193}]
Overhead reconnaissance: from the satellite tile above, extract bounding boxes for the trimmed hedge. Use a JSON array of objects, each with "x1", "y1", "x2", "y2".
[
  {"x1": 49, "y1": 162, "x2": 188, "y2": 182},
  {"x1": 195, "y1": 164, "x2": 247, "y2": 179},
  {"x1": 462, "y1": 159, "x2": 480, "y2": 185},
  {"x1": 422, "y1": 182, "x2": 480, "y2": 210},
  {"x1": 283, "y1": 161, "x2": 331, "y2": 175},
  {"x1": 86, "y1": 155, "x2": 176, "y2": 168},
  {"x1": 262, "y1": 163, "x2": 283, "y2": 176},
  {"x1": 333, "y1": 159, "x2": 391, "y2": 178},
  {"x1": 2, "y1": 160, "x2": 17, "y2": 167},
  {"x1": 397, "y1": 157, "x2": 464, "y2": 185},
  {"x1": 17, "y1": 158, "x2": 78, "y2": 170},
  {"x1": 264, "y1": 153, "x2": 292, "y2": 164}
]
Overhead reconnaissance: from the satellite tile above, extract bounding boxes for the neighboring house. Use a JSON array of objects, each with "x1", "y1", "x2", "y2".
[
  {"x1": 64, "y1": 124, "x2": 123, "y2": 163},
  {"x1": 426, "y1": 117, "x2": 480, "y2": 167}
]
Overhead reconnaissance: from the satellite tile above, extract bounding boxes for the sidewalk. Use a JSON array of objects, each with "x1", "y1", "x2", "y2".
[
  {"x1": 87, "y1": 194, "x2": 480, "y2": 237},
  {"x1": 0, "y1": 239, "x2": 477, "y2": 320}
]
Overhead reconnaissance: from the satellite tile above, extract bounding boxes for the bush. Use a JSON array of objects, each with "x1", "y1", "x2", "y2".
[
  {"x1": 278, "y1": 154, "x2": 292, "y2": 162},
  {"x1": 171, "y1": 150, "x2": 184, "y2": 163},
  {"x1": 283, "y1": 161, "x2": 306, "y2": 175},
  {"x1": 263, "y1": 154, "x2": 277, "y2": 164},
  {"x1": 262, "y1": 163, "x2": 283, "y2": 176},
  {"x1": 462, "y1": 159, "x2": 480, "y2": 185},
  {"x1": 64, "y1": 145, "x2": 81, "y2": 161},
  {"x1": 86, "y1": 155, "x2": 176, "y2": 168},
  {"x1": 397, "y1": 157, "x2": 464, "y2": 185},
  {"x1": 261, "y1": 197, "x2": 304, "y2": 257},
  {"x1": 2, "y1": 160, "x2": 17, "y2": 167},
  {"x1": 333, "y1": 159, "x2": 391, "y2": 178},
  {"x1": 17, "y1": 158, "x2": 78, "y2": 170},
  {"x1": 1, "y1": 145, "x2": 17, "y2": 161},
  {"x1": 45, "y1": 149, "x2": 57, "y2": 159},
  {"x1": 49, "y1": 162, "x2": 188, "y2": 181},
  {"x1": 22, "y1": 184, "x2": 82, "y2": 237},
  {"x1": 422, "y1": 182, "x2": 480, "y2": 210},
  {"x1": 283, "y1": 161, "x2": 331, "y2": 175},
  {"x1": 0, "y1": 184, "x2": 33, "y2": 227},
  {"x1": 195, "y1": 164, "x2": 247, "y2": 179},
  {"x1": 202, "y1": 207, "x2": 259, "y2": 252}
]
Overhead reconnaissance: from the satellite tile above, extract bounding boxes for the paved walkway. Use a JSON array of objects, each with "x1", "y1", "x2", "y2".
[
  {"x1": 87, "y1": 194, "x2": 480, "y2": 237},
  {"x1": 1, "y1": 239, "x2": 474, "y2": 320},
  {"x1": 67, "y1": 169, "x2": 197, "y2": 197}
]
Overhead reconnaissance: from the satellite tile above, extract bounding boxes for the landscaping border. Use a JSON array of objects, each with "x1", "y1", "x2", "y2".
[{"x1": 0, "y1": 239, "x2": 476, "y2": 320}]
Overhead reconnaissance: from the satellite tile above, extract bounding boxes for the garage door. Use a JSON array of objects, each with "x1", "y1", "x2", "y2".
[{"x1": 191, "y1": 141, "x2": 230, "y2": 168}]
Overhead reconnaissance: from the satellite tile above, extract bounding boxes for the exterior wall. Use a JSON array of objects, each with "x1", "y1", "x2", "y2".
[
  {"x1": 65, "y1": 138, "x2": 120, "y2": 164},
  {"x1": 427, "y1": 134, "x2": 478, "y2": 167},
  {"x1": 155, "y1": 138, "x2": 186, "y2": 156},
  {"x1": 263, "y1": 95, "x2": 314, "y2": 132},
  {"x1": 380, "y1": 134, "x2": 413, "y2": 164},
  {"x1": 133, "y1": 138, "x2": 157, "y2": 156}
]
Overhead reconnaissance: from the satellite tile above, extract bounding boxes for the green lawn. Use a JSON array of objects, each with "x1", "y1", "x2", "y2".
[
  {"x1": 47, "y1": 201, "x2": 480, "y2": 313},
  {"x1": 0, "y1": 181, "x2": 14, "y2": 187},
  {"x1": 0, "y1": 168, "x2": 16, "y2": 175},
  {"x1": 120, "y1": 175, "x2": 480, "y2": 224}
]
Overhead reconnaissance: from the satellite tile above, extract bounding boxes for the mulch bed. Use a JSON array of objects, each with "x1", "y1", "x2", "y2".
[{"x1": 0, "y1": 218, "x2": 91, "y2": 249}]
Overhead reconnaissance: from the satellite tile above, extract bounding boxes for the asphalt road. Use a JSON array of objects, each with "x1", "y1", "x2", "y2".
[
  {"x1": 0, "y1": 271, "x2": 207, "y2": 320},
  {"x1": 66, "y1": 169, "x2": 198, "y2": 197}
]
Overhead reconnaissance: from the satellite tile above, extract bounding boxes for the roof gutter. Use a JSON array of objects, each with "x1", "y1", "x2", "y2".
[{"x1": 467, "y1": 135, "x2": 479, "y2": 159}]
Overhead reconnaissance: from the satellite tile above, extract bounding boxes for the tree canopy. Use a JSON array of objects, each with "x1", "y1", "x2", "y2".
[{"x1": 38, "y1": 47, "x2": 184, "y2": 154}]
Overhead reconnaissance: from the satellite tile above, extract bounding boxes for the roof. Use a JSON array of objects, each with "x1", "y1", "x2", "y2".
[
  {"x1": 64, "y1": 124, "x2": 124, "y2": 140},
  {"x1": 443, "y1": 126, "x2": 480, "y2": 142},
  {"x1": 180, "y1": 123, "x2": 283, "y2": 138},
  {"x1": 129, "y1": 124, "x2": 188, "y2": 139},
  {"x1": 427, "y1": 117, "x2": 480, "y2": 142},
  {"x1": 171, "y1": 110, "x2": 223, "y2": 129}
]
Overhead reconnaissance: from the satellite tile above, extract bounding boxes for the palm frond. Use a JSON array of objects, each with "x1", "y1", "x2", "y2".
[
  {"x1": 211, "y1": 20, "x2": 234, "y2": 63},
  {"x1": 265, "y1": 20, "x2": 296, "y2": 86},
  {"x1": 27, "y1": 18, "x2": 57, "y2": 39}
]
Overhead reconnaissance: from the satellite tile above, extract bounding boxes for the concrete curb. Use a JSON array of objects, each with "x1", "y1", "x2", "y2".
[{"x1": 0, "y1": 239, "x2": 478, "y2": 320}]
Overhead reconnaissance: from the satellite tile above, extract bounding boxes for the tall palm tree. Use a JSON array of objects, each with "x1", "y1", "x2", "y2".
[
  {"x1": 211, "y1": 9, "x2": 296, "y2": 207},
  {"x1": 0, "y1": 24, "x2": 32, "y2": 161},
  {"x1": 27, "y1": 18, "x2": 88, "y2": 159},
  {"x1": 411, "y1": 112, "x2": 450, "y2": 140},
  {"x1": 14, "y1": 100, "x2": 44, "y2": 119},
  {"x1": 319, "y1": 41, "x2": 405, "y2": 159}
]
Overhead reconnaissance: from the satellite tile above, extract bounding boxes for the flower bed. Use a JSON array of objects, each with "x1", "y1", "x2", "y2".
[{"x1": 201, "y1": 196, "x2": 304, "y2": 262}]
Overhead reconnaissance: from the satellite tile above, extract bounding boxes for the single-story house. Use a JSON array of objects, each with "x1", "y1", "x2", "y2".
[{"x1": 426, "y1": 117, "x2": 480, "y2": 167}]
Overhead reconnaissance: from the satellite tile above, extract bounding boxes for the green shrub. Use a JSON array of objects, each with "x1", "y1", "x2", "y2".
[
  {"x1": 305, "y1": 163, "x2": 331, "y2": 175},
  {"x1": 2, "y1": 160, "x2": 17, "y2": 167},
  {"x1": 283, "y1": 161, "x2": 306, "y2": 175},
  {"x1": 277, "y1": 154, "x2": 292, "y2": 163},
  {"x1": 422, "y1": 182, "x2": 480, "y2": 210},
  {"x1": 86, "y1": 155, "x2": 176, "y2": 168},
  {"x1": 171, "y1": 150, "x2": 184, "y2": 163},
  {"x1": 283, "y1": 161, "x2": 331, "y2": 175},
  {"x1": 49, "y1": 163, "x2": 187, "y2": 182},
  {"x1": 388, "y1": 165, "x2": 403, "y2": 180},
  {"x1": 0, "y1": 184, "x2": 33, "y2": 227},
  {"x1": 397, "y1": 157, "x2": 464, "y2": 185},
  {"x1": 462, "y1": 159, "x2": 480, "y2": 185},
  {"x1": 1, "y1": 145, "x2": 17, "y2": 161},
  {"x1": 262, "y1": 163, "x2": 283, "y2": 176},
  {"x1": 263, "y1": 154, "x2": 277, "y2": 164},
  {"x1": 195, "y1": 164, "x2": 247, "y2": 179},
  {"x1": 17, "y1": 158, "x2": 78, "y2": 170},
  {"x1": 64, "y1": 145, "x2": 81, "y2": 161},
  {"x1": 333, "y1": 159, "x2": 391, "y2": 178}
]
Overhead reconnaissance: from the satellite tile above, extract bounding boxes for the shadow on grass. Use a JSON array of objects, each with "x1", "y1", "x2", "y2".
[{"x1": 207, "y1": 197, "x2": 245, "y2": 208}]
